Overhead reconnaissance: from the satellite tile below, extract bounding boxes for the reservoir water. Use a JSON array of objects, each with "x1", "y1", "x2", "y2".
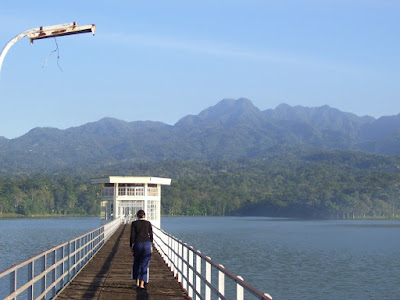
[
  {"x1": 0, "y1": 217, "x2": 101, "y2": 274},
  {"x1": 162, "y1": 217, "x2": 400, "y2": 300},
  {"x1": 1, "y1": 216, "x2": 399, "y2": 299}
]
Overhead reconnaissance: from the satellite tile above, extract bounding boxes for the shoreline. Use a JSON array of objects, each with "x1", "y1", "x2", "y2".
[
  {"x1": 0, "y1": 213, "x2": 98, "y2": 219},
  {"x1": 1, "y1": 213, "x2": 399, "y2": 220}
]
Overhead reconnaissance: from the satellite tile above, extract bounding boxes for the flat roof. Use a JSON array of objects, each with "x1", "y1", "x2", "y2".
[{"x1": 91, "y1": 176, "x2": 171, "y2": 185}]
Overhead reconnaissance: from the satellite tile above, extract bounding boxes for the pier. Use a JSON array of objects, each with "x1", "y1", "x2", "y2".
[
  {"x1": 1, "y1": 219, "x2": 272, "y2": 299},
  {"x1": 1, "y1": 175, "x2": 272, "y2": 299},
  {"x1": 56, "y1": 224, "x2": 189, "y2": 299}
]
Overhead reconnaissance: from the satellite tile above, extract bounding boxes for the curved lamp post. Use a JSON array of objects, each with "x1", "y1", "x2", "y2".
[{"x1": 0, "y1": 22, "x2": 95, "y2": 73}]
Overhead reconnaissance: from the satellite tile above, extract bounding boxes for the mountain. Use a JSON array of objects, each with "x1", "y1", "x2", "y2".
[
  {"x1": 264, "y1": 103, "x2": 374, "y2": 136},
  {"x1": 176, "y1": 98, "x2": 263, "y2": 128},
  {"x1": 1, "y1": 98, "x2": 400, "y2": 174}
]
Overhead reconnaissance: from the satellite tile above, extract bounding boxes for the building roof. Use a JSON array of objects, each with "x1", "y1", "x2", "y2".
[{"x1": 91, "y1": 176, "x2": 171, "y2": 185}]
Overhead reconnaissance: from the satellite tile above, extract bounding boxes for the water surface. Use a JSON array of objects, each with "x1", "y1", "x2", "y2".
[
  {"x1": 1, "y1": 217, "x2": 399, "y2": 300},
  {"x1": 162, "y1": 217, "x2": 400, "y2": 300},
  {"x1": 0, "y1": 217, "x2": 100, "y2": 272}
]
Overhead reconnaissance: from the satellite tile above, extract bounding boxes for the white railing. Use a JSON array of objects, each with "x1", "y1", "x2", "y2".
[
  {"x1": 118, "y1": 187, "x2": 144, "y2": 196},
  {"x1": 0, "y1": 218, "x2": 122, "y2": 300},
  {"x1": 102, "y1": 187, "x2": 159, "y2": 197},
  {"x1": 152, "y1": 226, "x2": 273, "y2": 300}
]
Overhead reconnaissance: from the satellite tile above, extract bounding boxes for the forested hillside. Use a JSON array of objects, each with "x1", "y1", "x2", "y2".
[
  {"x1": 1, "y1": 150, "x2": 399, "y2": 219},
  {"x1": 1, "y1": 99, "x2": 400, "y2": 218},
  {"x1": 0, "y1": 175, "x2": 99, "y2": 216}
]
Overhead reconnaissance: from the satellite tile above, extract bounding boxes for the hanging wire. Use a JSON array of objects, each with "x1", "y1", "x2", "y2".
[{"x1": 42, "y1": 37, "x2": 63, "y2": 72}]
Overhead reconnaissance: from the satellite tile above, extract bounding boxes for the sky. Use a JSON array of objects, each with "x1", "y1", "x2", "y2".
[{"x1": 0, "y1": 0, "x2": 399, "y2": 139}]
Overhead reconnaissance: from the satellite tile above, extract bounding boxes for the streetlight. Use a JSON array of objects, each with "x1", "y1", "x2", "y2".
[{"x1": 0, "y1": 22, "x2": 95, "y2": 73}]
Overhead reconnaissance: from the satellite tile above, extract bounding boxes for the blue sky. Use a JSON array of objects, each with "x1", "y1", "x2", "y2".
[{"x1": 0, "y1": 0, "x2": 399, "y2": 139}]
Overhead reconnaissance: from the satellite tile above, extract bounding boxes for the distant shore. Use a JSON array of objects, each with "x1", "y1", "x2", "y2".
[
  {"x1": 1, "y1": 213, "x2": 399, "y2": 220},
  {"x1": 0, "y1": 213, "x2": 98, "y2": 218}
]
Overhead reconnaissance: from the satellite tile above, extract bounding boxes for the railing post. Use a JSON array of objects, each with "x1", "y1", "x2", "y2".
[
  {"x1": 237, "y1": 276, "x2": 244, "y2": 300},
  {"x1": 78, "y1": 238, "x2": 81, "y2": 270},
  {"x1": 51, "y1": 249, "x2": 56, "y2": 297},
  {"x1": 92, "y1": 231, "x2": 95, "y2": 254},
  {"x1": 170, "y1": 238, "x2": 175, "y2": 275},
  {"x1": 28, "y1": 261, "x2": 34, "y2": 299},
  {"x1": 182, "y1": 243, "x2": 188, "y2": 291},
  {"x1": 68, "y1": 241, "x2": 71, "y2": 282},
  {"x1": 196, "y1": 252, "x2": 201, "y2": 300},
  {"x1": 159, "y1": 230, "x2": 165, "y2": 260},
  {"x1": 83, "y1": 235, "x2": 87, "y2": 263},
  {"x1": 218, "y1": 264, "x2": 225, "y2": 300},
  {"x1": 206, "y1": 257, "x2": 211, "y2": 300},
  {"x1": 73, "y1": 239, "x2": 77, "y2": 276},
  {"x1": 167, "y1": 236, "x2": 171, "y2": 268},
  {"x1": 173, "y1": 239, "x2": 178, "y2": 277},
  {"x1": 188, "y1": 247, "x2": 194, "y2": 298},
  {"x1": 10, "y1": 270, "x2": 16, "y2": 300},
  {"x1": 86, "y1": 234, "x2": 89, "y2": 261},
  {"x1": 89, "y1": 232, "x2": 92, "y2": 258},
  {"x1": 42, "y1": 253, "x2": 47, "y2": 296},
  {"x1": 80, "y1": 237, "x2": 83, "y2": 267},
  {"x1": 167, "y1": 234, "x2": 172, "y2": 266},
  {"x1": 177, "y1": 242, "x2": 182, "y2": 283},
  {"x1": 60, "y1": 245, "x2": 65, "y2": 289}
]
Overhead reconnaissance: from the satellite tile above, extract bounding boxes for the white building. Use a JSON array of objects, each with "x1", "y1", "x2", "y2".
[{"x1": 91, "y1": 176, "x2": 171, "y2": 228}]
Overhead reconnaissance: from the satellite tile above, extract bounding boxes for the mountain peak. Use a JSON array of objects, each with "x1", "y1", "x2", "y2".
[
  {"x1": 199, "y1": 98, "x2": 259, "y2": 120},
  {"x1": 176, "y1": 98, "x2": 261, "y2": 128}
]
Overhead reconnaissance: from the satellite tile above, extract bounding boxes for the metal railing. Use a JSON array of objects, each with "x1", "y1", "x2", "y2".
[
  {"x1": 0, "y1": 218, "x2": 121, "y2": 300},
  {"x1": 152, "y1": 226, "x2": 273, "y2": 300}
]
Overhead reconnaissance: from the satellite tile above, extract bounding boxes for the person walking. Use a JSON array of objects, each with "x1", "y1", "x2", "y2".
[{"x1": 130, "y1": 209, "x2": 153, "y2": 289}]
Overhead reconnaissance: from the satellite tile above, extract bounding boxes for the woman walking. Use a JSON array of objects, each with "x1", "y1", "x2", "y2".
[{"x1": 130, "y1": 209, "x2": 153, "y2": 289}]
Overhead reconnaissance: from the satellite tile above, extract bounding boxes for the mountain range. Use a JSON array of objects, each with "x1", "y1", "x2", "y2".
[{"x1": 1, "y1": 98, "x2": 400, "y2": 174}]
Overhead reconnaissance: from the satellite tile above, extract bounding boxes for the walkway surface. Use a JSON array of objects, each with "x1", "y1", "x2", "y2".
[{"x1": 56, "y1": 224, "x2": 189, "y2": 300}]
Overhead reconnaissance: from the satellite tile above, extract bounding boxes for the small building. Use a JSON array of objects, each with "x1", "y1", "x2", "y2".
[{"x1": 91, "y1": 176, "x2": 171, "y2": 228}]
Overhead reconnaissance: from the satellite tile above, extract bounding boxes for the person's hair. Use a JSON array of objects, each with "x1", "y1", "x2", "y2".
[{"x1": 136, "y1": 210, "x2": 145, "y2": 219}]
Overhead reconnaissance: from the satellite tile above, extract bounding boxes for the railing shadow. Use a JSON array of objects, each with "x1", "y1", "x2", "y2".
[{"x1": 80, "y1": 224, "x2": 126, "y2": 299}]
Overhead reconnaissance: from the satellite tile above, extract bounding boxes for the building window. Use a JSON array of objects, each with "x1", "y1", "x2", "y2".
[
  {"x1": 118, "y1": 200, "x2": 145, "y2": 219},
  {"x1": 100, "y1": 200, "x2": 113, "y2": 220},
  {"x1": 147, "y1": 200, "x2": 158, "y2": 221},
  {"x1": 102, "y1": 187, "x2": 114, "y2": 197},
  {"x1": 118, "y1": 184, "x2": 145, "y2": 196},
  {"x1": 147, "y1": 184, "x2": 159, "y2": 196}
]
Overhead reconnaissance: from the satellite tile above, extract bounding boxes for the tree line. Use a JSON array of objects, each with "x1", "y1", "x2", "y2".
[
  {"x1": 0, "y1": 175, "x2": 99, "y2": 216},
  {"x1": 162, "y1": 161, "x2": 400, "y2": 218},
  {"x1": 1, "y1": 150, "x2": 400, "y2": 219}
]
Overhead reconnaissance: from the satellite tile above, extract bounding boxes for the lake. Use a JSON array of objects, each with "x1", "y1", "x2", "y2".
[
  {"x1": 1, "y1": 216, "x2": 399, "y2": 299},
  {"x1": 0, "y1": 217, "x2": 101, "y2": 273},
  {"x1": 161, "y1": 217, "x2": 400, "y2": 300}
]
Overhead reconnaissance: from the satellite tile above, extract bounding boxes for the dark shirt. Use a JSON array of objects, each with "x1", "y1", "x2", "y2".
[{"x1": 130, "y1": 219, "x2": 153, "y2": 248}]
